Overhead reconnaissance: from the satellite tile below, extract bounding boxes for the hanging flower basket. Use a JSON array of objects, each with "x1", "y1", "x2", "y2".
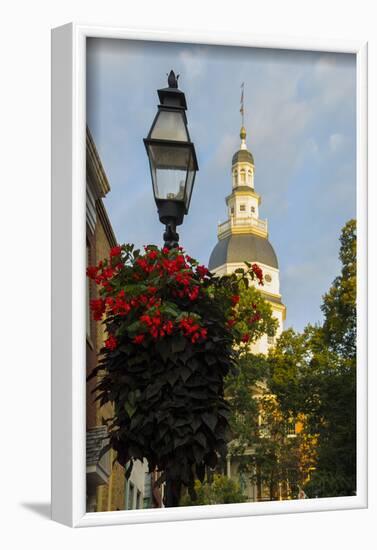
[{"x1": 87, "y1": 243, "x2": 270, "y2": 504}]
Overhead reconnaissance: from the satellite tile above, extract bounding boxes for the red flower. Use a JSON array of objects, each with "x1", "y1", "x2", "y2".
[
  {"x1": 241, "y1": 333, "x2": 250, "y2": 343},
  {"x1": 133, "y1": 334, "x2": 145, "y2": 345},
  {"x1": 252, "y1": 263, "x2": 264, "y2": 285},
  {"x1": 163, "y1": 320, "x2": 174, "y2": 335},
  {"x1": 140, "y1": 314, "x2": 152, "y2": 327},
  {"x1": 197, "y1": 265, "x2": 209, "y2": 279},
  {"x1": 105, "y1": 334, "x2": 117, "y2": 351},
  {"x1": 231, "y1": 295, "x2": 240, "y2": 306},
  {"x1": 102, "y1": 267, "x2": 115, "y2": 280},
  {"x1": 249, "y1": 313, "x2": 261, "y2": 324},
  {"x1": 175, "y1": 272, "x2": 191, "y2": 286},
  {"x1": 86, "y1": 266, "x2": 98, "y2": 279},
  {"x1": 179, "y1": 317, "x2": 207, "y2": 343},
  {"x1": 90, "y1": 298, "x2": 106, "y2": 320},
  {"x1": 148, "y1": 250, "x2": 158, "y2": 261},
  {"x1": 188, "y1": 286, "x2": 200, "y2": 301},
  {"x1": 162, "y1": 247, "x2": 169, "y2": 254},
  {"x1": 110, "y1": 245, "x2": 122, "y2": 258},
  {"x1": 136, "y1": 258, "x2": 148, "y2": 271},
  {"x1": 227, "y1": 318, "x2": 236, "y2": 327}
]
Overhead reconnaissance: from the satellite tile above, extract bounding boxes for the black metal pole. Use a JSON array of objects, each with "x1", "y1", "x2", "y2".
[
  {"x1": 164, "y1": 468, "x2": 181, "y2": 507},
  {"x1": 163, "y1": 220, "x2": 179, "y2": 249}
]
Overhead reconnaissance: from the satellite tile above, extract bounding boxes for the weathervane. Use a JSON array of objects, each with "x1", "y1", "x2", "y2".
[{"x1": 240, "y1": 82, "x2": 245, "y2": 127}]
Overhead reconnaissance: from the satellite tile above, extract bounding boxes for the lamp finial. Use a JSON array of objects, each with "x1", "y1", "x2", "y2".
[{"x1": 167, "y1": 70, "x2": 179, "y2": 88}]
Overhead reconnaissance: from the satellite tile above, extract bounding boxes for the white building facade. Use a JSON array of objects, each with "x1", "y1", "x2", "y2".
[{"x1": 208, "y1": 125, "x2": 286, "y2": 353}]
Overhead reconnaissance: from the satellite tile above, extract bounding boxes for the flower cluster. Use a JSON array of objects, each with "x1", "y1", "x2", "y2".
[
  {"x1": 87, "y1": 245, "x2": 212, "y2": 351},
  {"x1": 251, "y1": 263, "x2": 264, "y2": 285},
  {"x1": 87, "y1": 243, "x2": 265, "y2": 352},
  {"x1": 139, "y1": 312, "x2": 174, "y2": 341},
  {"x1": 179, "y1": 316, "x2": 208, "y2": 344}
]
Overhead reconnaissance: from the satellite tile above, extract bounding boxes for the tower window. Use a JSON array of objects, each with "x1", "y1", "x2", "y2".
[
  {"x1": 240, "y1": 204, "x2": 246, "y2": 212},
  {"x1": 231, "y1": 207, "x2": 234, "y2": 215},
  {"x1": 240, "y1": 169, "x2": 246, "y2": 184},
  {"x1": 233, "y1": 170, "x2": 238, "y2": 185},
  {"x1": 251, "y1": 206, "x2": 255, "y2": 213}
]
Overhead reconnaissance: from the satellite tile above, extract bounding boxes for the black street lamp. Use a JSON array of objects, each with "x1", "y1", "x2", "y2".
[{"x1": 144, "y1": 70, "x2": 199, "y2": 248}]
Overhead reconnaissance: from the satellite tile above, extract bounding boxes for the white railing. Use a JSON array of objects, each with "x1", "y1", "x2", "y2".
[{"x1": 218, "y1": 216, "x2": 268, "y2": 236}]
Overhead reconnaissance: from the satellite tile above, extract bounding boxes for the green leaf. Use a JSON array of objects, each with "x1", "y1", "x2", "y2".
[
  {"x1": 202, "y1": 412, "x2": 217, "y2": 432},
  {"x1": 171, "y1": 336, "x2": 186, "y2": 354}
]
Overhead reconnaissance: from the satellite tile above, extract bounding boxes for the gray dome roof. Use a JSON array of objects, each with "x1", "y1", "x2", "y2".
[
  {"x1": 208, "y1": 234, "x2": 278, "y2": 271},
  {"x1": 232, "y1": 149, "x2": 254, "y2": 165}
]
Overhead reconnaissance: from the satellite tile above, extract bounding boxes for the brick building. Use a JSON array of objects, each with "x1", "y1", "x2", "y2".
[{"x1": 85, "y1": 127, "x2": 127, "y2": 512}]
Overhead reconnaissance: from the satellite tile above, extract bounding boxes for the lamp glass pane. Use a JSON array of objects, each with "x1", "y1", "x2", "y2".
[
  {"x1": 148, "y1": 144, "x2": 190, "y2": 201},
  {"x1": 150, "y1": 110, "x2": 189, "y2": 142},
  {"x1": 184, "y1": 154, "x2": 196, "y2": 211}
]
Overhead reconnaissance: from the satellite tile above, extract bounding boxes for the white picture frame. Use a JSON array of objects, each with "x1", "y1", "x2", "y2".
[{"x1": 51, "y1": 22, "x2": 368, "y2": 528}]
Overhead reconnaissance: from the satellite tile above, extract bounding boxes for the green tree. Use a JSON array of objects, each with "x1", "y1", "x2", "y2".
[
  {"x1": 180, "y1": 474, "x2": 247, "y2": 506},
  {"x1": 322, "y1": 219, "x2": 356, "y2": 359},
  {"x1": 224, "y1": 347, "x2": 312, "y2": 501},
  {"x1": 268, "y1": 220, "x2": 357, "y2": 497}
]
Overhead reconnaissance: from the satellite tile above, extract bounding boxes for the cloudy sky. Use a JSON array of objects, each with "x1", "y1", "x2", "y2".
[{"x1": 87, "y1": 38, "x2": 356, "y2": 332}]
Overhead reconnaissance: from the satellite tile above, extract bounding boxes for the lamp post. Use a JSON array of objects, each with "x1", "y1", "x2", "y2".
[
  {"x1": 144, "y1": 72, "x2": 198, "y2": 507},
  {"x1": 144, "y1": 70, "x2": 199, "y2": 249}
]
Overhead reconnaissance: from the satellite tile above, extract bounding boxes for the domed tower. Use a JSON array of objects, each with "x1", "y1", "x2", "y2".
[{"x1": 208, "y1": 125, "x2": 286, "y2": 354}]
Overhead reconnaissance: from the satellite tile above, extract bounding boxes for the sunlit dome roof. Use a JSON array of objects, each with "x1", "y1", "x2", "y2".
[
  {"x1": 232, "y1": 149, "x2": 254, "y2": 165},
  {"x1": 208, "y1": 234, "x2": 278, "y2": 271}
]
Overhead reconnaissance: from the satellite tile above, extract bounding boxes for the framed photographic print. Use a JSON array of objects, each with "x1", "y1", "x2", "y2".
[{"x1": 51, "y1": 23, "x2": 368, "y2": 527}]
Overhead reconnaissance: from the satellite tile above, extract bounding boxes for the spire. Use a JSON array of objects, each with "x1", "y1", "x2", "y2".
[{"x1": 240, "y1": 125, "x2": 247, "y2": 150}]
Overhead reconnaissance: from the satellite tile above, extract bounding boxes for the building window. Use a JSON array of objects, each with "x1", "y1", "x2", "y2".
[
  {"x1": 286, "y1": 419, "x2": 296, "y2": 437},
  {"x1": 233, "y1": 170, "x2": 238, "y2": 186},
  {"x1": 251, "y1": 206, "x2": 255, "y2": 213},
  {"x1": 267, "y1": 335, "x2": 274, "y2": 346},
  {"x1": 231, "y1": 207, "x2": 234, "y2": 215},
  {"x1": 258, "y1": 414, "x2": 270, "y2": 438},
  {"x1": 240, "y1": 169, "x2": 246, "y2": 184},
  {"x1": 240, "y1": 204, "x2": 246, "y2": 212},
  {"x1": 265, "y1": 273, "x2": 272, "y2": 283}
]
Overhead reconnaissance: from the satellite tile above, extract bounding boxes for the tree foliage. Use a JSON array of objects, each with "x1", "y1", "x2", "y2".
[
  {"x1": 225, "y1": 350, "x2": 316, "y2": 500},
  {"x1": 321, "y1": 219, "x2": 356, "y2": 359},
  {"x1": 180, "y1": 474, "x2": 247, "y2": 506},
  {"x1": 268, "y1": 219, "x2": 357, "y2": 497}
]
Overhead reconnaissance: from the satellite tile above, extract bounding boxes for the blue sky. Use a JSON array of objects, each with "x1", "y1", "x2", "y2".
[{"x1": 87, "y1": 38, "x2": 356, "y2": 332}]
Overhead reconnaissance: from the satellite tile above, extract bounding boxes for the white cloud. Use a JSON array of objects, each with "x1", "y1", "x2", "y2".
[{"x1": 179, "y1": 49, "x2": 205, "y2": 79}]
